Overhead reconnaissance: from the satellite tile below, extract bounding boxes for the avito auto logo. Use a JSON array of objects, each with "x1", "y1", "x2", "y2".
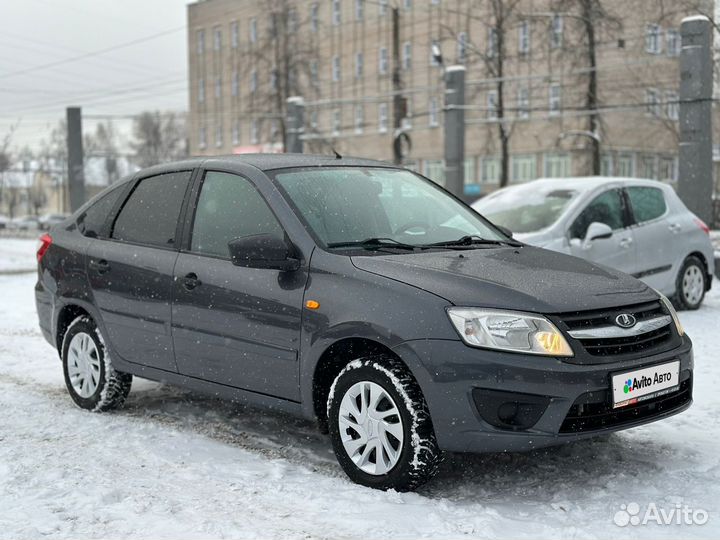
[{"x1": 623, "y1": 371, "x2": 673, "y2": 394}]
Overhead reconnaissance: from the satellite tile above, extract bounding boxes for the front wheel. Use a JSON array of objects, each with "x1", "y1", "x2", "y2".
[
  {"x1": 327, "y1": 355, "x2": 442, "y2": 491},
  {"x1": 675, "y1": 256, "x2": 707, "y2": 310},
  {"x1": 61, "y1": 315, "x2": 132, "y2": 412}
]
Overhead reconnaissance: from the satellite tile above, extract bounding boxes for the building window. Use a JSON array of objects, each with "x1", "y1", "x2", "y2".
[
  {"x1": 549, "y1": 83, "x2": 561, "y2": 116},
  {"x1": 429, "y1": 97, "x2": 439, "y2": 127},
  {"x1": 646, "y1": 88, "x2": 660, "y2": 116},
  {"x1": 517, "y1": 86, "x2": 530, "y2": 119},
  {"x1": 250, "y1": 18, "x2": 257, "y2": 43},
  {"x1": 487, "y1": 90, "x2": 498, "y2": 119},
  {"x1": 311, "y1": 3, "x2": 319, "y2": 32},
  {"x1": 250, "y1": 120, "x2": 259, "y2": 144},
  {"x1": 659, "y1": 157, "x2": 677, "y2": 181},
  {"x1": 197, "y1": 29, "x2": 205, "y2": 55},
  {"x1": 511, "y1": 154, "x2": 536, "y2": 183},
  {"x1": 213, "y1": 27, "x2": 222, "y2": 51},
  {"x1": 231, "y1": 21, "x2": 239, "y2": 49},
  {"x1": 270, "y1": 68, "x2": 278, "y2": 91},
  {"x1": 544, "y1": 153, "x2": 571, "y2": 177},
  {"x1": 332, "y1": 0, "x2": 341, "y2": 25},
  {"x1": 481, "y1": 157, "x2": 500, "y2": 183},
  {"x1": 379, "y1": 0, "x2": 388, "y2": 16},
  {"x1": 645, "y1": 24, "x2": 662, "y2": 54},
  {"x1": 666, "y1": 91, "x2": 679, "y2": 120},
  {"x1": 404, "y1": 0, "x2": 412, "y2": 9},
  {"x1": 232, "y1": 121, "x2": 240, "y2": 145},
  {"x1": 402, "y1": 41, "x2": 412, "y2": 70},
  {"x1": 378, "y1": 103, "x2": 389, "y2": 133},
  {"x1": 332, "y1": 55, "x2": 341, "y2": 82},
  {"x1": 250, "y1": 70, "x2": 258, "y2": 93},
  {"x1": 355, "y1": 52, "x2": 364, "y2": 78},
  {"x1": 402, "y1": 97, "x2": 412, "y2": 129},
  {"x1": 354, "y1": 105, "x2": 364, "y2": 134},
  {"x1": 355, "y1": 0, "x2": 364, "y2": 20},
  {"x1": 310, "y1": 60, "x2": 319, "y2": 85},
  {"x1": 332, "y1": 109, "x2": 341, "y2": 136},
  {"x1": 231, "y1": 70, "x2": 239, "y2": 97},
  {"x1": 487, "y1": 28, "x2": 497, "y2": 58},
  {"x1": 214, "y1": 75, "x2": 221, "y2": 99},
  {"x1": 379, "y1": 47, "x2": 389, "y2": 74},
  {"x1": 518, "y1": 21, "x2": 530, "y2": 55},
  {"x1": 429, "y1": 40, "x2": 440, "y2": 66},
  {"x1": 198, "y1": 77, "x2": 205, "y2": 103},
  {"x1": 424, "y1": 160, "x2": 445, "y2": 185},
  {"x1": 551, "y1": 14, "x2": 563, "y2": 49},
  {"x1": 464, "y1": 158, "x2": 476, "y2": 186},
  {"x1": 617, "y1": 154, "x2": 634, "y2": 177},
  {"x1": 666, "y1": 29, "x2": 679, "y2": 57},
  {"x1": 600, "y1": 154, "x2": 613, "y2": 176},
  {"x1": 215, "y1": 124, "x2": 223, "y2": 147},
  {"x1": 457, "y1": 32, "x2": 467, "y2": 63},
  {"x1": 640, "y1": 155, "x2": 657, "y2": 179},
  {"x1": 310, "y1": 110, "x2": 319, "y2": 130},
  {"x1": 199, "y1": 126, "x2": 207, "y2": 149}
]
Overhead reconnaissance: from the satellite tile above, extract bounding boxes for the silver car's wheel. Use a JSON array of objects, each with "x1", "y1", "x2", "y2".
[
  {"x1": 682, "y1": 264, "x2": 705, "y2": 307},
  {"x1": 338, "y1": 381, "x2": 404, "y2": 475},
  {"x1": 67, "y1": 332, "x2": 102, "y2": 398}
]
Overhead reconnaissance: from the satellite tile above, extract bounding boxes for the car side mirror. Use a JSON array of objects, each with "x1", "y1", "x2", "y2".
[
  {"x1": 581, "y1": 222, "x2": 613, "y2": 250},
  {"x1": 228, "y1": 234, "x2": 300, "y2": 272}
]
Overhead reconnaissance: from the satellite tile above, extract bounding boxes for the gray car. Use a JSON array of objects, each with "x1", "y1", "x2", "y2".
[
  {"x1": 35, "y1": 156, "x2": 692, "y2": 491},
  {"x1": 473, "y1": 177, "x2": 715, "y2": 310}
]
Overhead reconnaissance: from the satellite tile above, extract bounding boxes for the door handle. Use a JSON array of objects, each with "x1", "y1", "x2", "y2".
[
  {"x1": 89, "y1": 259, "x2": 110, "y2": 274},
  {"x1": 619, "y1": 238, "x2": 633, "y2": 249},
  {"x1": 668, "y1": 223, "x2": 681, "y2": 233},
  {"x1": 183, "y1": 272, "x2": 201, "y2": 290}
]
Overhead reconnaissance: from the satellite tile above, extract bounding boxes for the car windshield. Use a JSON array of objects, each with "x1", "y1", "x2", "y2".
[
  {"x1": 475, "y1": 185, "x2": 579, "y2": 234},
  {"x1": 274, "y1": 167, "x2": 505, "y2": 249}
]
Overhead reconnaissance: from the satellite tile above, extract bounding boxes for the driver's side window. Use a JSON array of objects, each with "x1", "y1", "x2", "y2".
[{"x1": 569, "y1": 189, "x2": 624, "y2": 240}]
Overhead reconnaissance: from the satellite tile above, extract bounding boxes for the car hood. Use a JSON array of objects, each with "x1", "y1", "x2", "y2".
[{"x1": 351, "y1": 246, "x2": 656, "y2": 313}]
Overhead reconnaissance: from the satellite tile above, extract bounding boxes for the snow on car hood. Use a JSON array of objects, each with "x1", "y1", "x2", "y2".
[{"x1": 352, "y1": 245, "x2": 656, "y2": 313}]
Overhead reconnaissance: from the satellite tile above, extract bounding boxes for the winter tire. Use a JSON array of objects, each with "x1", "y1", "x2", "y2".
[
  {"x1": 61, "y1": 315, "x2": 132, "y2": 412},
  {"x1": 327, "y1": 354, "x2": 442, "y2": 491},
  {"x1": 675, "y1": 256, "x2": 706, "y2": 310}
]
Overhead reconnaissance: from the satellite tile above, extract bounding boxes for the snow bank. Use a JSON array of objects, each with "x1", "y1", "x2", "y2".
[{"x1": 0, "y1": 238, "x2": 38, "y2": 273}]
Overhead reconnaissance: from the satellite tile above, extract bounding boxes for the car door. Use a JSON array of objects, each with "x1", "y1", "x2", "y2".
[
  {"x1": 86, "y1": 170, "x2": 193, "y2": 372},
  {"x1": 567, "y1": 188, "x2": 637, "y2": 275},
  {"x1": 171, "y1": 169, "x2": 306, "y2": 401},
  {"x1": 624, "y1": 185, "x2": 674, "y2": 288}
]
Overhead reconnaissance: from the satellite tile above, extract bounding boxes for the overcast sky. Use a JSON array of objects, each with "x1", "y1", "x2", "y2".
[{"x1": 0, "y1": 0, "x2": 189, "y2": 152}]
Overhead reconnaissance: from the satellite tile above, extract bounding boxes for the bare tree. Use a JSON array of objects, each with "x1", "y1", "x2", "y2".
[
  {"x1": 0, "y1": 123, "x2": 17, "y2": 214},
  {"x1": 130, "y1": 111, "x2": 187, "y2": 168}
]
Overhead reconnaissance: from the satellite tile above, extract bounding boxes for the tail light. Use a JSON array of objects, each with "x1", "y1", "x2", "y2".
[
  {"x1": 694, "y1": 217, "x2": 710, "y2": 235},
  {"x1": 37, "y1": 233, "x2": 52, "y2": 262}
]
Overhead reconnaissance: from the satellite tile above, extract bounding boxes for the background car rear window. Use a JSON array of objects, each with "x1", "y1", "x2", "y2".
[
  {"x1": 626, "y1": 186, "x2": 667, "y2": 223},
  {"x1": 112, "y1": 171, "x2": 191, "y2": 247},
  {"x1": 78, "y1": 184, "x2": 124, "y2": 238},
  {"x1": 569, "y1": 189, "x2": 624, "y2": 239},
  {"x1": 190, "y1": 171, "x2": 284, "y2": 258}
]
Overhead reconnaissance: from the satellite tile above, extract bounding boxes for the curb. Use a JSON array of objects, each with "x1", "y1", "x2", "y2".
[{"x1": 0, "y1": 268, "x2": 36, "y2": 276}]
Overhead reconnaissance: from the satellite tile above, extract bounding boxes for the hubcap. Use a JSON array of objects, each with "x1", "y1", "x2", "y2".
[
  {"x1": 67, "y1": 332, "x2": 101, "y2": 398},
  {"x1": 338, "y1": 381, "x2": 404, "y2": 475},
  {"x1": 682, "y1": 265, "x2": 704, "y2": 306}
]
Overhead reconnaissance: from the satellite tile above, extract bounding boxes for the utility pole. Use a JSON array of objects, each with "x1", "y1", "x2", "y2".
[
  {"x1": 391, "y1": 7, "x2": 404, "y2": 165},
  {"x1": 66, "y1": 107, "x2": 85, "y2": 212},
  {"x1": 444, "y1": 66, "x2": 466, "y2": 199},
  {"x1": 285, "y1": 96, "x2": 305, "y2": 153},
  {"x1": 678, "y1": 15, "x2": 713, "y2": 226}
]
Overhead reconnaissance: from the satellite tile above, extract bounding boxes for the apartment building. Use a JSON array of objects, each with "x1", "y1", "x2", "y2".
[{"x1": 187, "y1": 0, "x2": 714, "y2": 195}]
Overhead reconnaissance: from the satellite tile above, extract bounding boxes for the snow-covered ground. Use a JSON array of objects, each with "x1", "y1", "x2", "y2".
[
  {"x1": 1, "y1": 241, "x2": 719, "y2": 539},
  {"x1": 0, "y1": 237, "x2": 37, "y2": 273}
]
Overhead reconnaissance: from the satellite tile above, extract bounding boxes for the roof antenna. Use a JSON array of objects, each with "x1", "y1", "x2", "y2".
[{"x1": 331, "y1": 147, "x2": 342, "y2": 159}]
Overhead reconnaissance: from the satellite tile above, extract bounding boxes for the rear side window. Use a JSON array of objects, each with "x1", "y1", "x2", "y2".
[
  {"x1": 190, "y1": 171, "x2": 284, "y2": 258},
  {"x1": 626, "y1": 186, "x2": 666, "y2": 223},
  {"x1": 112, "y1": 171, "x2": 191, "y2": 247},
  {"x1": 569, "y1": 189, "x2": 625, "y2": 239},
  {"x1": 78, "y1": 185, "x2": 125, "y2": 238}
]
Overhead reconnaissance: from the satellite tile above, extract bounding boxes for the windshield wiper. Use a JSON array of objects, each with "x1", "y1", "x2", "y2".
[
  {"x1": 326, "y1": 237, "x2": 419, "y2": 251},
  {"x1": 425, "y1": 235, "x2": 522, "y2": 248}
]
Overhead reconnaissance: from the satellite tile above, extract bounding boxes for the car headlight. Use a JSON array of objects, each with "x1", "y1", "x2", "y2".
[
  {"x1": 657, "y1": 292, "x2": 684, "y2": 337},
  {"x1": 446, "y1": 308, "x2": 573, "y2": 357}
]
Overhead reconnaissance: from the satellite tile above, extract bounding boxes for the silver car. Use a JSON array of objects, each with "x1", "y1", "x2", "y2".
[{"x1": 473, "y1": 177, "x2": 715, "y2": 309}]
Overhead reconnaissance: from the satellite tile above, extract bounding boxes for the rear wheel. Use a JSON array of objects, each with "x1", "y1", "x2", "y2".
[
  {"x1": 61, "y1": 315, "x2": 132, "y2": 411},
  {"x1": 675, "y1": 256, "x2": 706, "y2": 310},
  {"x1": 327, "y1": 355, "x2": 442, "y2": 491}
]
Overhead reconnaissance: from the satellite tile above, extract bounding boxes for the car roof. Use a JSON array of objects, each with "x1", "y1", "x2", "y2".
[{"x1": 495, "y1": 176, "x2": 671, "y2": 194}]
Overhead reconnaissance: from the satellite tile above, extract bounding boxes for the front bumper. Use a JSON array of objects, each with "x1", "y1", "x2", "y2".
[{"x1": 392, "y1": 336, "x2": 693, "y2": 453}]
